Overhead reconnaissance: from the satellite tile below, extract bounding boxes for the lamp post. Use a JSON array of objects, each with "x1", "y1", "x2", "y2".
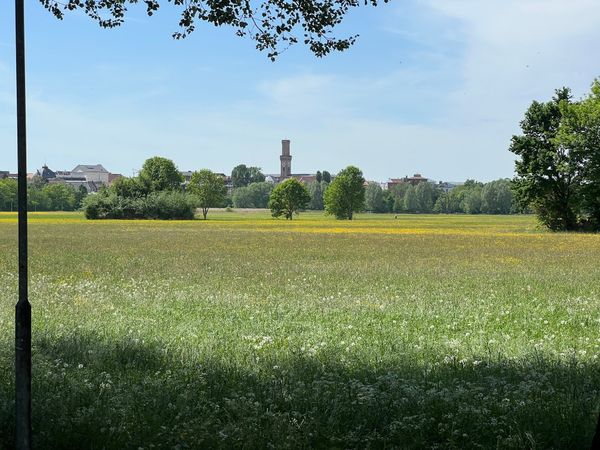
[{"x1": 15, "y1": 0, "x2": 32, "y2": 448}]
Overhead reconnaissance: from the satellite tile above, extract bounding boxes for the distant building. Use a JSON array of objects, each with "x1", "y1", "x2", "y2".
[
  {"x1": 33, "y1": 163, "x2": 116, "y2": 193},
  {"x1": 437, "y1": 181, "x2": 460, "y2": 193},
  {"x1": 71, "y1": 164, "x2": 110, "y2": 184},
  {"x1": 266, "y1": 140, "x2": 318, "y2": 185},
  {"x1": 180, "y1": 171, "x2": 194, "y2": 183},
  {"x1": 387, "y1": 173, "x2": 429, "y2": 190},
  {"x1": 37, "y1": 164, "x2": 57, "y2": 180},
  {"x1": 295, "y1": 174, "x2": 318, "y2": 184},
  {"x1": 280, "y1": 139, "x2": 292, "y2": 179},
  {"x1": 48, "y1": 177, "x2": 101, "y2": 193},
  {"x1": 108, "y1": 173, "x2": 123, "y2": 185}
]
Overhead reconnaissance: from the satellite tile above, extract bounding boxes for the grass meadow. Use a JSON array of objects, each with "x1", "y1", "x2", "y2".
[{"x1": 0, "y1": 211, "x2": 599, "y2": 448}]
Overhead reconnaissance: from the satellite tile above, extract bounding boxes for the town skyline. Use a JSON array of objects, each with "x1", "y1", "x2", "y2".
[{"x1": 1, "y1": 141, "x2": 495, "y2": 186}]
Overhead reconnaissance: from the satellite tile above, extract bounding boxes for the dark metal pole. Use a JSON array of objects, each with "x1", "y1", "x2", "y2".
[{"x1": 15, "y1": 0, "x2": 32, "y2": 448}]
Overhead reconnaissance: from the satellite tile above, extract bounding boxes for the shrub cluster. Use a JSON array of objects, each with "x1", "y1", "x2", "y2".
[
  {"x1": 82, "y1": 157, "x2": 196, "y2": 220},
  {"x1": 83, "y1": 191, "x2": 196, "y2": 220}
]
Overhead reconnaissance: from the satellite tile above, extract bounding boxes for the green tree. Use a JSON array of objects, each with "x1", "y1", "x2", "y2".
[
  {"x1": 510, "y1": 88, "x2": 583, "y2": 230},
  {"x1": 415, "y1": 182, "x2": 437, "y2": 213},
  {"x1": 27, "y1": 186, "x2": 48, "y2": 212},
  {"x1": 231, "y1": 165, "x2": 265, "y2": 188},
  {"x1": 232, "y1": 182, "x2": 273, "y2": 208},
  {"x1": 307, "y1": 180, "x2": 327, "y2": 210},
  {"x1": 403, "y1": 186, "x2": 418, "y2": 213},
  {"x1": 232, "y1": 185, "x2": 253, "y2": 208},
  {"x1": 433, "y1": 192, "x2": 451, "y2": 213},
  {"x1": 364, "y1": 182, "x2": 386, "y2": 213},
  {"x1": 559, "y1": 80, "x2": 600, "y2": 229},
  {"x1": 139, "y1": 157, "x2": 183, "y2": 193},
  {"x1": 389, "y1": 183, "x2": 410, "y2": 213},
  {"x1": 43, "y1": 0, "x2": 383, "y2": 60},
  {"x1": 0, "y1": 178, "x2": 18, "y2": 211},
  {"x1": 324, "y1": 166, "x2": 365, "y2": 220},
  {"x1": 382, "y1": 189, "x2": 394, "y2": 213},
  {"x1": 481, "y1": 179, "x2": 514, "y2": 214},
  {"x1": 461, "y1": 186, "x2": 483, "y2": 214},
  {"x1": 74, "y1": 185, "x2": 89, "y2": 209},
  {"x1": 316, "y1": 171, "x2": 323, "y2": 183},
  {"x1": 269, "y1": 178, "x2": 311, "y2": 220},
  {"x1": 249, "y1": 167, "x2": 266, "y2": 184},
  {"x1": 43, "y1": 183, "x2": 77, "y2": 211},
  {"x1": 231, "y1": 165, "x2": 250, "y2": 188},
  {"x1": 188, "y1": 170, "x2": 227, "y2": 219},
  {"x1": 322, "y1": 171, "x2": 332, "y2": 183},
  {"x1": 30, "y1": 174, "x2": 47, "y2": 189},
  {"x1": 111, "y1": 176, "x2": 148, "y2": 198}
]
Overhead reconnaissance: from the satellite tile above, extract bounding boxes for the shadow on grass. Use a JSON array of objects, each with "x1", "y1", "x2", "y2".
[{"x1": 1, "y1": 331, "x2": 599, "y2": 449}]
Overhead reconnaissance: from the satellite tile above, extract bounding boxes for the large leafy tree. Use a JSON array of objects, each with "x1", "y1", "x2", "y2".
[
  {"x1": 558, "y1": 80, "x2": 600, "y2": 229},
  {"x1": 324, "y1": 166, "x2": 365, "y2": 220},
  {"x1": 231, "y1": 165, "x2": 265, "y2": 188},
  {"x1": 268, "y1": 178, "x2": 310, "y2": 219},
  {"x1": 188, "y1": 169, "x2": 227, "y2": 219},
  {"x1": 510, "y1": 88, "x2": 584, "y2": 231},
  {"x1": 41, "y1": 0, "x2": 386, "y2": 60},
  {"x1": 139, "y1": 156, "x2": 184, "y2": 193}
]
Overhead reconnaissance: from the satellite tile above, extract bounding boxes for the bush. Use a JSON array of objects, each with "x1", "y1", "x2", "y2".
[{"x1": 83, "y1": 192, "x2": 195, "y2": 220}]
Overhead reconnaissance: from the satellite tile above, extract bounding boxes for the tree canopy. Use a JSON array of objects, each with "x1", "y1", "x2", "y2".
[
  {"x1": 139, "y1": 156, "x2": 183, "y2": 193},
  {"x1": 188, "y1": 169, "x2": 227, "y2": 219},
  {"x1": 558, "y1": 80, "x2": 600, "y2": 229},
  {"x1": 324, "y1": 166, "x2": 365, "y2": 220},
  {"x1": 41, "y1": 0, "x2": 387, "y2": 60},
  {"x1": 232, "y1": 181, "x2": 273, "y2": 208},
  {"x1": 510, "y1": 88, "x2": 586, "y2": 230},
  {"x1": 364, "y1": 182, "x2": 386, "y2": 213},
  {"x1": 269, "y1": 178, "x2": 310, "y2": 219},
  {"x1": 231, "y1": 165, "x2": 265, "y2": 188}
]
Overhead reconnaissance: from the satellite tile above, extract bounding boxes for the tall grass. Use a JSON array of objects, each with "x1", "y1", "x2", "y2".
[{"x1": 0, "y1": 212, "x2": 598, "y2": 448}]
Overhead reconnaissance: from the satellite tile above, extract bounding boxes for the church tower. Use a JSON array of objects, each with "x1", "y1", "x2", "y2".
[{"x1": 280, "y1": 139, "x2": 292, "y2": 179}]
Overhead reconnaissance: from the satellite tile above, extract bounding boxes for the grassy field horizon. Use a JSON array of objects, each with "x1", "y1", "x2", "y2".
[{"x1": 1, "y1": 211, "x2": 599, "y2": 448}]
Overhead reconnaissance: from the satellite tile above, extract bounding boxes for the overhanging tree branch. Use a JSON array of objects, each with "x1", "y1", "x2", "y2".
[{"x1": 40, "y1": 0, "x2": 387, "y2": 60}]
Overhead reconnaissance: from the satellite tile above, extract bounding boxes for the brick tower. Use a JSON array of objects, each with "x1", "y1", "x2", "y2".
[{"x1": 280, "y1": 139, "x2": 292, "y2": 179}]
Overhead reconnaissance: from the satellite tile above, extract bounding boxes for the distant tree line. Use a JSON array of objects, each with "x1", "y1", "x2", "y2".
[
  {"x1": 297, "y1": 177, "x2": 518, "y2": 215},
  {"x1": 77, "y1": 154, "x2": 520, "y2": 221},
  {"x1": 372, "y1": 179, "x2": 517, "y2": 215},
  {"x1": 3, "y1": 154, "x2": 529, "y2": 221},
  {"x1": 0, "y1": 177, "x2": 87, "y2": 212}
]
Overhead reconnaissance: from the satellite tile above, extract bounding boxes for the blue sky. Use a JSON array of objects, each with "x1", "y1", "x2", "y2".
[{"x1": 1, "y1": 0, "x2": 599, "y2": 182}]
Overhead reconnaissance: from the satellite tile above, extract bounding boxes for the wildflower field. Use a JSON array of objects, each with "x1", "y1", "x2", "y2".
[{"x1": 0, "y1": 211, "x2": 599, "y2": 449}]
